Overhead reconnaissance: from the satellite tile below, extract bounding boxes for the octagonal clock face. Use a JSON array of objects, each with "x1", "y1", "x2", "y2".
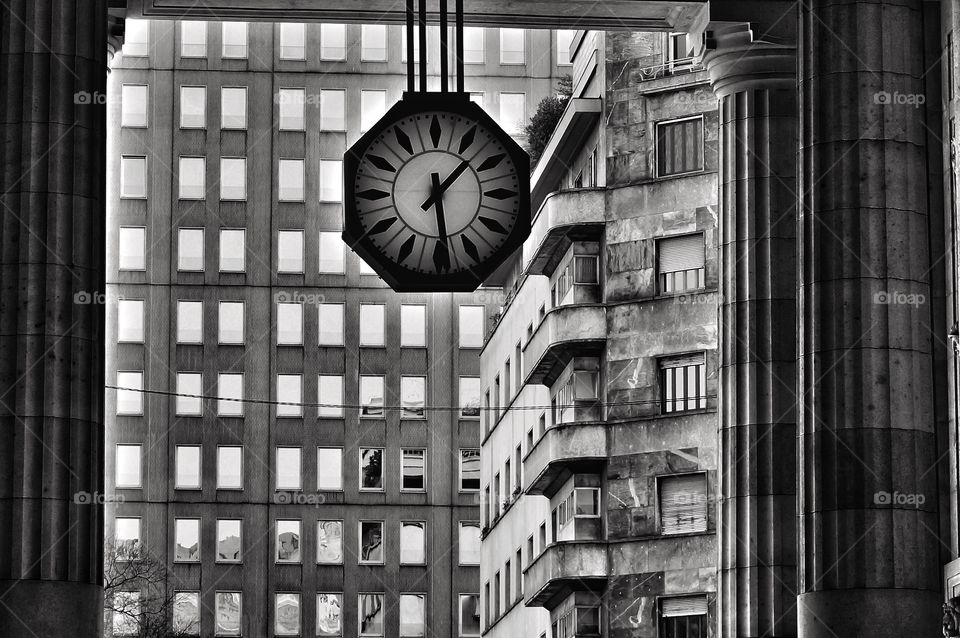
[{"x1": 344, "y1": 95, "x2": 530, "y2": 292}]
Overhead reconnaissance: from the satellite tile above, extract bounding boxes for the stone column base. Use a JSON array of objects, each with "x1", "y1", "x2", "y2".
[
  {"x1": 0, "y1": 580, "x2": 102, "y2": 638},
  {"x1": 797, "y1": 588, "x2": 939, "y2": 636}
]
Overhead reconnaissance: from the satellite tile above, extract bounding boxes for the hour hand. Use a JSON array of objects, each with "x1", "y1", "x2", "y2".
[
  {"x1": 421, "y1": 160, "x2": 470, "y2": 210},
  {"x1": 430, "y1": 173, "x2": 450, "y2": 273}
]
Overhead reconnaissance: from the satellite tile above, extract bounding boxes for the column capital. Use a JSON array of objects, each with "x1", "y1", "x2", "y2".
[{"x1": 701, "y1": 21, "x2": 796, "y2": 97}]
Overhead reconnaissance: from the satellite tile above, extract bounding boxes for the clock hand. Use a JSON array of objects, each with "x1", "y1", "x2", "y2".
[
  {"x1": 430, "y1": 173, "x2": 451, "y2": 273},
  {"x1": 421, "y1": 160, "x2": 470, "y2": 210}
]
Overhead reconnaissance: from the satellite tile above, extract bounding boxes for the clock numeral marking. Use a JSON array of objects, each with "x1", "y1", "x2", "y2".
[
  {"x1": 368, "y1": 217, "x2": 398, "y2": 235},
  {"x1": 459, "y1": 125, "x2": 477, "y2": 153},
  {"x1": 433, "y1": 240, "x2": 451, "y2": 273},
  {"x1": 397, "y1": 234, "x2": 417, "y2": 263},
  {"x1": 394, "y1": 126, "x2": 414, "y2": 155},
  {"x1": 485, "y1": 188, "x2": 517, "y2": 200},
  {"x1": 461, "y1": 235, "x2": 480, "y2": 262},
  {"x1": 357, "y1": 188, "x2": 391, "y2": 201},
  {"x1": 429, "y1": 115, "x2": 442, "y2": 148},
  {"x1": 479, "y1": 216, "x2": 508, "y2": 234},
  {"x1": 367, "y1": 155, "x2": 396, "y2": 172},
  {"x1": 477, "y1": 153, "x2": 505, "y2": 172}
]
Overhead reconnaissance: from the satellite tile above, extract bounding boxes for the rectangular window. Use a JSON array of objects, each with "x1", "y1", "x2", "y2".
[
  {"x1": 121, "y1": 84, "x2": 148, "y2": 128},
  {"x1": 658, "y1": 233, "x2": 705, "y2": 294},
  {"x1": 359, "y1": 593, "x2": 385, "y2": 636},
  {"x1": 320, "y1": 23, "x2": 347, "y2": 60},
  {"x1": 499, "y1": 28, "x2": 524, "y2": 64},
  {"x1": 180, "y1": 86, "x2": 206, "y2": 128},
  {"x1": 359, "y1": 520, "x2": 384, "y2": 564},
  {"x1": 221, "y1": 87, "x2": 247, "y2": 129},
  {"x1": 661, "y1": 353, "x2": 707, "y2": 413},
  {"x1": 463, "y1": 27, "x2": 484, "y2": 63},
  {"x1": 279, "y1": 23, "x2": 305, "y2": 59},
  {"x1": 178, "y1": 228, "x2": 204, "y2": 271},
  {"x1": 175, "y1": 445, "x2": 201, "y2": 489},
  {"x1": 217, "y1": 446, "x2": 243, "y2": 489},
  {"x1": 219, "y1": 228, "x2": 245, "y2": 272},
  {"x1": 118, "y1": 227, "x2": 145, "y2": 271},
  {"x1": 219, "y1": 158, "x2": 246, "y2": 200},
  {"x1": 657, "y1": 117, "x2": 704, "y2": 177},
  {"x1": 114, "y1": 517, "x2": 141, "y2": 561},
  {"x1": 317, "y1": 447, "x2": 343, "y2": 490},
  {"x1": 174, "y1": 518, "x2": 200, "y2": 562},
  {"x1": 317, "y1": 593, "x2": 343, "y2": 635},
  {"x1": 215, "y1": 592, "x2": 242, "y2": 636},
  {"x1": 459, "y1": 594, "x2": 481, "y2": 637},
  {"x1": 277, "y1": 302, "x2": 304, "y2": 345},
  {"x1": 218, "y1": 301, "x2": 244, "y2": 344},
  {"x1": 318, "y1": 375, "x2": 344, "y2": 418},
  {"x1": 498, "y1": 92, "x2": 525, "y2": 134},
  {"x1": 116, "y1": 372, "x2": 143, "y2": 415},
  {"x1": 362, "y1": 24, "x2": 387, "y2": 61},
  {"x1": 276, "y1": 447, "x2": 303, "y2": 490},
  {"x1": 400, "y1": 594, "x2": 425, "y2": 638},
  {"x1": 319, "y1": 159, "x2": 343, "y2": 202},
  {"x1": 276, "y1": 519, "x2": 301, "y2": 562},
  {"x1": 178, "y1": 156, "x2": 205, "y2": 199},
  {"x1": 459, "y1": 377, "x2": 481, "y2": 418},
  {"x1": 221, "y1": 22, "x2": 248, "y2": 58},
  {"x1": 402, "y1": 449, "x2": 426, "y2": 491},
  {"x1": 659, "y1": 473, "x2": 709, "y2": 534},
  {"x1": 172, "y1": 592, "x2": 200, "y2": 635},
  {"x1": 359, "y1": 304, "x2": 385, "y2": 345},
  {"x1": 276, "y1": 374, "x2": 303, "y2": 417},
  {"x1": 659, "y1": 595, "x2": 708, "y2": 638},
  {"x1": 460, "y1": 449, "x2": 480, "y2": 491},
  {"x1": 278, "y1": 88, "x2": 305, "y2": 131},
  {"x1": 181, "y1": 21, "x2": 207, "y2": 57},
  {"x1": 320, "y1": 89, "x2": 346, "y2": 130},
  {"x1": 459, "y1": 305, "x2": 484, "y2": 347},
  {"x1": 117, "y1": 299, "x2": 144, "y2": 343},
  {"x1": 113, "y1": 591, "x2": 140, "y2": 636},
  {"x1": 557, "y1": 30, "x2": 575, "y2": 65},
  {"x1": 115, "y1": 444, "x2": 142, "y2": 488},
  {"x1": 122, "y1": 19, "x2": 149, "y2": 57},
  {"x1": 469, "y1": 92, "x2": 484, "y2": 108},
  {"x1": 217, "y1": 373, "x2": 243, "y2": 416},
  {"x1": 169, "y1": 283, "x2": 204, "y2": 335},
  {"x1": 317, "y1": 521, "x2": 344, "y2": 564},
  {"x1": 359, "y1": 447, "x2": 384, "y2": 490},
  {"x1": 400, "y1": 304, "x2": 426, "y2": 347},
  {"x1": 458, "y1": 521, "x2": 481, "y2": 565},
  {"x1": 401, "y1": 28, "x2": 420, "y2": 63},
  {"x1": 318, "y1": 303, "x2": 345, "y2": 345},
  {"x1": 120, "y1": 156, "x2": 146, "y2": 198},
  {"x1": 401, "y1": 376, "x2": 426, "y2": 418},
  {"x1": 400, "y1": 521, "x2": 426, "y2": 564},
  {"x1": 319, "y1": 231, "x2": 346, "y2": 273},
  {"x1": 176, "y1": 372, "x2": 202, "y2": 416},
  {"x1": 361, "y1": 90, "x2": 387, "y2": 131},
  {"x1": 216, "y1": 519, "x2": 242, "y2": 562},
  {"x1": 275, "y1": 593, "x2": 301, "y2": 636},
  {"x1": 360, "y1": 377, "x2": 385, "y2": 418},
  {"x1": 277, "y1": 230, "x2": 304, "y2": 273}
]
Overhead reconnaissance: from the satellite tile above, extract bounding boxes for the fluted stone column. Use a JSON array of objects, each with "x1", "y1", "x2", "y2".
[
  {"x1": 704, "y1": 22, "x2": 799, "y2": 638},
  {"x1": 0, "y1": 2, "x2": 107, "y2": 637},
  {"x1": 798, "y1": 0, "x2": 941, "y2": 634}
]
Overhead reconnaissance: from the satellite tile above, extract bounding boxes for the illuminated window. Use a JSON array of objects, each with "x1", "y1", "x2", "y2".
[
  {"x1": 400, "y1": 304, "x2": 426, "y2": 347},
  {"x1": 557, "y1": 30, "x2": 575, "y2": 65},
  {"x1": 320, "y1": 89, "x2": 346, "y2": 130},
  {"x1": 319, "y1": 159, "x2": 343, "y2": 202},
  {"x1": 279, "y1": 23, "x2": 305, "y2": 59},
  {"x1": 120, "y1": 156, "x2": 146, "y2": 198},
  {"x1": 219, "y1": 229, "x2": 245, "y2": 272},
  {"x1": 217, "y1": 446, "x2": 243, "y2": 489},
  {"x1": 458, "y1": 305, "x2": 484, "y2": 347},
  {"x1": 176, "y1": 372, "x2": 202, "y2": 416},
  {"x1": 317, "y1": 448, "x2": 343, "y2": 490},
  {"x1": 116, "y1": 371, "x2": 143, "y2": 415},
  {"x1": 175, "y1": 445, "x2": 201, "y2": 489},
  {"x1": 320, "y1": 23, "x2": 347, "y2": 60},
  {"x1": 115, "y1": 444, "x2": 142, "y2": 488},
  {"x1": 221, "y1": 87, "x2": 247, "y2": 129},
  {"x1": 219, "y1": 157, "x2": 246, "y2": 200},
  {"x1": 499, "y1": 28, "x2": 524, "y2": 64},
  {"x1": 361, "y1": 90, "x2": 387, "y2": 131},
  {"x1": 318, "y1": 303, "x2": 344, "y2": 345},
  {"x1": 178, "y1": 228, "x2": 204, "y2": 271},
  {"x1": 318, "y1": 375, "x2": 344, "y2": 418},
  {"x1": 121, "y1": 84, "x2": 148, "y2": 127},
  {"x1": 319, "y1": 232, "x2": 346, "y2": 273},
  {"x1": 361, "y1": 24, "x2": 387, "y2": 61},
  {"x1": 218, "y1": 301, "x2": 244, "y2": 344},
  {"x1": 122, "y1": 19, "x2": 149, "y2": 57},
  {"x1": 217, "y1": 373, "x2": 243, "y2": 416},
  {"x1": 277, "y1": 230, "x2": 304, "y2": 273},
  {"x1": 359, "y1": 304, "x2": 385, "y2": 346},
  {"x1": 178, "y1": 156, "x2": 205, "y2": 199},
  {"x1": 117, "y1": 299, "x2": 144, "y2": 343},
  {"x1": 118, "y1": 227, "x2": 145, "y2": 271},
  {"x1": 277, "y1": 374, "x2": 303, "y2": 417},
  {"x1": 277, "y1": 302, "x2": 304, "y2": 345},
  {"x1": 221, "y1": 22, "x2": 248, "y2": 58},
  {"x1": 181, "y1": 21, "x2": 207, "y2": 57},
  {"x1": 180, "y1": 86, "x2": 206, "y2": 128},
  {"x1": 278, "y1": 88, "x2": 305, "y2": 130},
  {"x1": 463, "y1": 27, "x2": 484, "y2": 64}
]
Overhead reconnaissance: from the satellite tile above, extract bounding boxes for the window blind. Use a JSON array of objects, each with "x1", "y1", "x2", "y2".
[
  {"x1": 659, "y1": 474, "x2": 708, "y2": 534},
  {"x1": 658, "y1": 233, "x2": 705, "y2": 274}
]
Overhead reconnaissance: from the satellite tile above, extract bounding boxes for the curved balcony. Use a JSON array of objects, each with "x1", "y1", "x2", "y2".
[
  {"x1": 524, "y1": 422, "x2": 607, "y2": 497},
  {"x1": 524, "y1": 188, "x2": 606, "y2": 276},
  {"x1": 524, "y1": 541, "x2": 608, "y2": 609},
  {"x1": 523, "y1": 304, "x2": 606, "y2": 387}
]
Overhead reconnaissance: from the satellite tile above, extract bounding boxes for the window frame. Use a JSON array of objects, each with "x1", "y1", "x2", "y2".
[
  {"x1": 655, "y1": 114, "x2": 706, "y2": 179},
  {"x1": 317, "y1": 447, "x2": 344, "y2": 491},
  {"x1": 216, "y1": 445, "x2": 244, "y2": 490},
  {"x1": 174, "y1": 517, "x2": 201, "y2": 563},
  {"x1": 114, "y1": 443, "x2": 143, "y2": 488},
  {"x1": 400, "y1": 448, "x2": 427, "y2": 492},
  {"x1": 358, "y1": 520, "x2": 385, "y2": 565},
  {"x1": 215, "y1": 518, "x2": 243, "y2": 563},
  {"x1": 120, "y1": 83, "x2": 149, "y2": 128},
  {"x1": 221, "y1": 21, "x2": 248, "y2": 59},
  {"x1": 174, "y1": 444, "x2": 202, "y2": 490},
  {"x1": 118, "y1": 226, "x2": 146, "y2": 271},
  {"x1": 220, "y1": 86, "x2": 248, "y2": 130},
  {"x1": 359, "y1": 447, "x2": 385, "y2": 491},
  {"x1": 179, "y1": 85, "x2": 207, "y2": 129}
]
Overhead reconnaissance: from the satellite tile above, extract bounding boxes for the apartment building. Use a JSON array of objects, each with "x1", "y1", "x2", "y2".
[
  {"x1": 479, "y1": 30, "x2": 719, "y2": 638},
  {"x1": 103, "y1": 18, "x2": 567, "y2": 637}
]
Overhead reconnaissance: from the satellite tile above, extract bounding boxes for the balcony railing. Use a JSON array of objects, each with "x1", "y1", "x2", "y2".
[
  {"x1": 523, "y1": 305, "x2": 606, "y2": 387},
  {"x1": 524, "y1": 541, "x2": 608, "y2": 608},
  {"x1": 524, "y1": 422, "x2": 607, "y2": 496},
  {"x1": 637, "y1": 57, "x2": 704, "y2": 81},
  {"x1": 524, "y1": 189, "x2": 605, "y2": 276}
]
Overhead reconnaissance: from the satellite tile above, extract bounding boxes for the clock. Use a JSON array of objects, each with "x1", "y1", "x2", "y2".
[{"x1": 343, "y1": 92, "x2": 530, "y2": 292}]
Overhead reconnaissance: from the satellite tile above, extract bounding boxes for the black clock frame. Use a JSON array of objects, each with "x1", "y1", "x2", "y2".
[{"x1": 342, "y1": 91, "x2": 531, "y2": 293}]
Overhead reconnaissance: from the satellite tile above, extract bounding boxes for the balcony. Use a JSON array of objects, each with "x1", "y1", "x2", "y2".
[
  {"x1": 524, "y1": 189, "x2": 605, "y2": 276},
  {"x1": 523, "y1": 305, "x2": 606, "y2": 387},
  {"x1": 524, "y1": 422, "x2": 607, "y2": 497},
  {"x1": 524, "y1": 541, "x2": 608, "y2": 609}
]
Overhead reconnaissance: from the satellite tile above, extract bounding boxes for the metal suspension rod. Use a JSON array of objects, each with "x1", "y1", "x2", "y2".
[
  {"x1": 418, "y1": 0, "x2": 427, "y2": 92},
  {"x1": 405, "y1": 0, "x2": 415, "y2": 92},
  {"x1": 439, "y1": 0, "x2": 449, "y2": 92},
  {"x1": 455, "y1": 0, "x2": 464, "y2": 92}
]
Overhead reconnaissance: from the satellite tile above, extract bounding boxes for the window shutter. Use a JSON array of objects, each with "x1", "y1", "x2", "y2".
[
  {"x1": 658, "y1": 234, "x2": 705, "y2": 274},
  {"x1": 658, "y1": 118, "x2": 704, "y2": 175},
  {"x1": 659, "y1": 474, "x2": 708, "y2": 534},
  {"x1": 661, "y1": 595, "x2": 708, "y2": 617}
]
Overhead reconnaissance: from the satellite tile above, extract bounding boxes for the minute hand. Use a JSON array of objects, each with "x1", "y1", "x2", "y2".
[{"x1": 421, "y1": 160, "x2": 470, "y2": 210}]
